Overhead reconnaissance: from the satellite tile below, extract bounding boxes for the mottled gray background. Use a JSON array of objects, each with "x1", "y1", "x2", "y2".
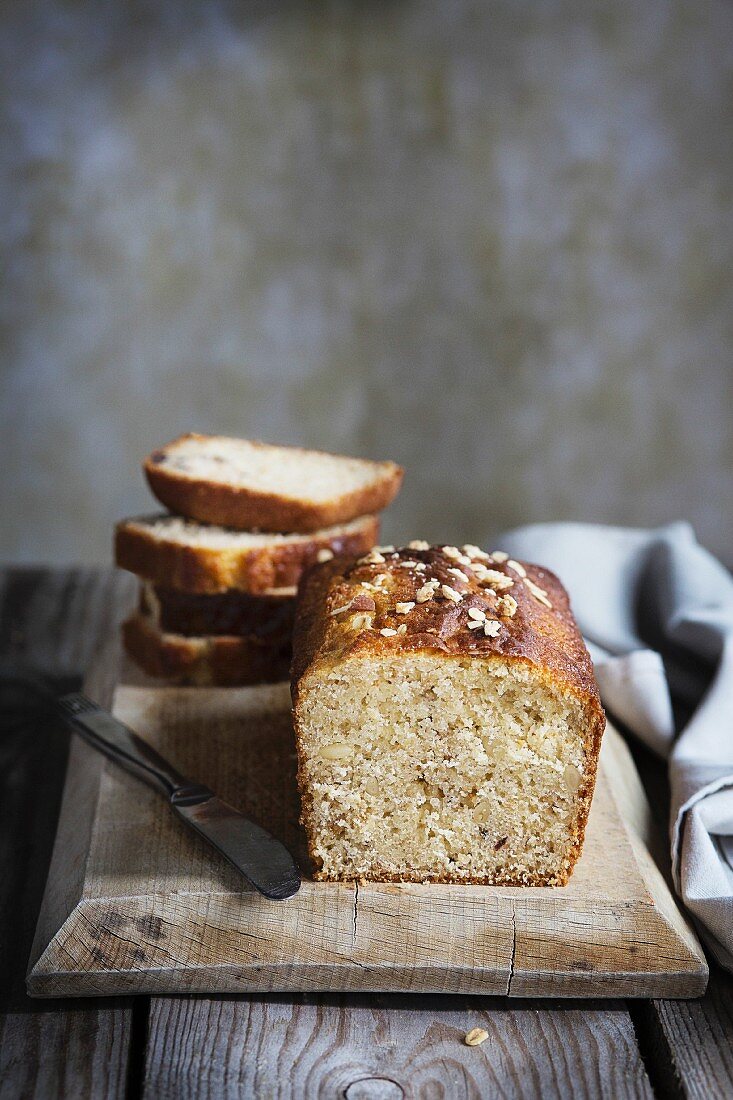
[{"x1": 2, "y1": 0, "x2": 732, "y2": 564}]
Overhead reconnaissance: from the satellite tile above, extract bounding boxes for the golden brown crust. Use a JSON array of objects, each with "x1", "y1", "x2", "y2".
[
  {"x1": 292, "y1": 546, "x2": 602, "y2": 702},
  {"x1": 143, "y1": 434, "x2": 403, "y2": 533},
  {"x1": 123, "y1": 613, "x2": 291, "y2": 686},
  {"x1": 115, "y1": 514, "x2": 380, "y2": 595},
  {"x1": 291, "y1": 543, "x2": 606, "y2": 886}
]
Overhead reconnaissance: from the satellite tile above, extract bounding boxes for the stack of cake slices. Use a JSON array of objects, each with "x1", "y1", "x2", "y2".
[{"x1": 115, "y1": 434, "x2": 403, "y2": 685}]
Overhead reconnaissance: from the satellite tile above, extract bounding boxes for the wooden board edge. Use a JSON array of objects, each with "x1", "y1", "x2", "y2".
[
  {"x1": 507, "y1": 968, "x2": 709, "y2": 1000},
  {"x1": 28, "y1": 963, "x2": 511, "y2": 999},
  {"x1": 25, "y1": 740, "x2": 105, "y2": 986},
  {"x1": 25, "y1": 639, "x2": 123, "y2": 992},
  {"x1": 599, "y1": 726, "x2": 708, "y2": 989},
  {"x1": 26, "y1": 948, "x2": 708, "y2": 1002}
]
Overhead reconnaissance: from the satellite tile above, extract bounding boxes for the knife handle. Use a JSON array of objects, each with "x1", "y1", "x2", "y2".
[{"x1": 56, "y1": 693, "x2": 213, "y2": 803}]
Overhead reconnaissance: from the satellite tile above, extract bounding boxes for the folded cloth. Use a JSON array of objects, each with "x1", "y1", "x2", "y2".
[{"x1": 500, "y1": 520, "x2": 733, "y2": 971}]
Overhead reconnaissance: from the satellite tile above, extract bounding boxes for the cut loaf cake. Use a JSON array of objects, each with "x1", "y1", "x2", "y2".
[
  {"x1": 291, "y1": 543, "x2": 605, "y2": 886},
  {"x1": 116, "y1": 512, "x2": 380, "y2": 595},
  {"x1": 144, "y1": 434, "x2": 403, "y2": 533}
]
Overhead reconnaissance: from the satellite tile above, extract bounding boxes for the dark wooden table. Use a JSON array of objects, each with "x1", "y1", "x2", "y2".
[{"x1": 2, "y1": 567, "x2": 732, "y2": 1099}]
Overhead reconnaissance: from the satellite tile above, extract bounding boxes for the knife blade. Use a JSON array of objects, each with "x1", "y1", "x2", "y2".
[{"x1": 56, "y1": 692, "x2": 300, "y2": 900}]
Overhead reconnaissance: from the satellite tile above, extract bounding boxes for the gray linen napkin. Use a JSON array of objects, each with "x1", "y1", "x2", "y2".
[{"x1": 499, "y1": 520, "x2": 733, "y2": 970}]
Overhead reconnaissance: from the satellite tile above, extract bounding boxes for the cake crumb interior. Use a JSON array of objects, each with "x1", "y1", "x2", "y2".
[{"x1": 297, "y1": 653, "x2": 591, "y2": 885}]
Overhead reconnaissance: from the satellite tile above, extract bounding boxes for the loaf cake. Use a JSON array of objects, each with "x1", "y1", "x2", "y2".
[
  {"x1": 115, "y1": 513, "x2": 379, "y2": 595},
  {"x1": 144, "y1": 434, "x2": 403, "y2": 533},
  {"x1": 291, "y1": 543, "x2": 605, "y2": 885}
]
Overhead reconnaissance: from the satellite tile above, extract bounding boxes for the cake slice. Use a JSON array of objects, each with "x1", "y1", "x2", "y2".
[
  {"x1": 144, "y1": 434, "x2": 403, "y2": 533},
  {"x1": 115, "y1": 512, "x2": 380, "y2": 595},
  {"x1": 138, "y1": 582, "x2": 296, "y2": 642},
  {"x1": 291, "y1": 543, "x2": 605, "y2": 885},
  {"x1": 123, "y1": 607, "x2": 291, "y2": 686}
]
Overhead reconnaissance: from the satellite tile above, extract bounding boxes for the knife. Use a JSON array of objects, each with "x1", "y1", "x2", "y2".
[{"x1": 56, "y1": 692, "x2": 301, "y2": 900}]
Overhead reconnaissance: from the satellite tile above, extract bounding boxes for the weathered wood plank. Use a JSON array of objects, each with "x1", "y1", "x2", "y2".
[
  {"x1": 142, "y1": 993, "x2": 654, "y2": 1100},
  {"x1": 644, "y1": 966, "x2": 733, "y2": 1100},
  {"x1": 0, "y1": 567, "x2": 136, "y2": 1100},
  {"x1": 0, "y1": 1003, "x2": 133, "y2": 1100}
]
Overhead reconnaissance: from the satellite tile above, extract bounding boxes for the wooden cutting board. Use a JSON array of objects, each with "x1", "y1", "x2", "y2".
[{"x1": 27, "y1": 647, "x2": 707, "y2": 999}]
